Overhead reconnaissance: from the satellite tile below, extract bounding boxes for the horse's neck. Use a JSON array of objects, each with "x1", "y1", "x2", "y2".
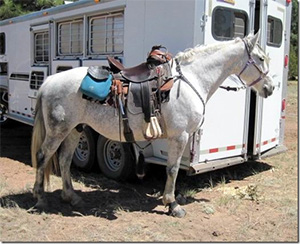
[{"x1": 182, "y1": 40, "x2": 245, "y2": 102}]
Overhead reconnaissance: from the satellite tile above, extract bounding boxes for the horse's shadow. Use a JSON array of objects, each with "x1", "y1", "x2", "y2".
[
  {"x1": 0, "y1": 185, "x2": 164, "y2": 220},
  {"x1": 0, "y1": 159, "x2": 272, "y2": 220}
]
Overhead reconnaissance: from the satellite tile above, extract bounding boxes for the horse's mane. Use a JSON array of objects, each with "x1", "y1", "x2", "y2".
[
  {"x1": 175, "y1": 38, "x2": 241, "y2": 64},
  {"x1": 175, "y1": 36, "x2": 271, "y2": 65}
]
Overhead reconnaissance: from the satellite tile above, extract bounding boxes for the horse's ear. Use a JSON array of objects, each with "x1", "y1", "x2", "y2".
[{"x1": 245, "y1": 30, "x2": 260, "y2": 52}]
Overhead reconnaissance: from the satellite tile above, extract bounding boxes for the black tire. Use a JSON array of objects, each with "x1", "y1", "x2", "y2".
[
  {"x1": 0, "y1": 91, "x2": 10, "y2": 127},
  {"x1": 97, "y1": 135, "x2": 135, "y2": 181},
  {"x1": 72, "y1": 126, "x2": 96, "y2": 172}
]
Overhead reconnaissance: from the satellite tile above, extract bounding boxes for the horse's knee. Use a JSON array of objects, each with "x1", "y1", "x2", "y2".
[{"x1": 166, "y1": 164, "x2": 179, "y2": 177}]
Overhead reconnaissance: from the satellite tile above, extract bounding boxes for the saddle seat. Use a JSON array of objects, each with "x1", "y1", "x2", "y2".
[
  {"x1": 121, "y1": 63, "x2": 157, "y2": 83},
  {"x1": 107, "y1": 57, "x2": 157, "y2": 83}
]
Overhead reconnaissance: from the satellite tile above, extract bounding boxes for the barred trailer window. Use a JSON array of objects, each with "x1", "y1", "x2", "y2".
[
  {"x1": 212, "y1": 7, "x2": 248, "y2": 41},
  {"x1": 34, "y1": 32, "x2": 49, "y2": 64},
  {"x1": 89, "y1": 13, "x2": 124, "y2": 55},
  {"x1": 30, "y1": 71, "x2": 44, "y2": 90},
  {"x1": 58, "y1": 20, "x2": 83, "y2": 55}
]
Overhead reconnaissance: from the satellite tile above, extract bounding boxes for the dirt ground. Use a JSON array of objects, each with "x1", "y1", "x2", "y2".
[{"x1": 0, "y1": 81, "x2": 298, "y2": 242}]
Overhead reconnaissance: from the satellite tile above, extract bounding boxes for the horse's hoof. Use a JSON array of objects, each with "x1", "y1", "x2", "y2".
[
  {"x1": 170, "y1": 206, "x2": 186, "y2": 218},
  {"x1": 168, "y1": 201, "x2": 186, "y2": 218},
  {"x1": 28, "y1": 199, "x2": 48, "y2": 213},
  {"x1": 71, "y1": 197, "x2": 84, "y2": 208}
]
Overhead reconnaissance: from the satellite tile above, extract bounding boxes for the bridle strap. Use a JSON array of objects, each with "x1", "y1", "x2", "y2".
[{"x1": 237, "y1": 39, "x2": 269, "y2": 87}]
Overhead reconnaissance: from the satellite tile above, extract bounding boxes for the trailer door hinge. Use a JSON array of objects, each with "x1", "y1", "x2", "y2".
[{"x1": 200, "y1": 14, "x2": 208, "y2": 29}]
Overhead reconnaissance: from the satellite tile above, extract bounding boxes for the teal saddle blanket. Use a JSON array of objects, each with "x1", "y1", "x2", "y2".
[{"x1": 80, "y1": 66, "x2": 112, "y2": 101}]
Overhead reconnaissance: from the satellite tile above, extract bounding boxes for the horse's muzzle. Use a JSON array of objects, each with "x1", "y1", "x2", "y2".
[{"x1": 263, "y1": 84, "x2": 275, "y2": 98}]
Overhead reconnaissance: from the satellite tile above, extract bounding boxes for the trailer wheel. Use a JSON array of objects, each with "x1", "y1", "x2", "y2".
[
  {"x1": 97, "y1": 136, "x2": 135, "y2": 181},
  {"x1": 0, "y1": 92, "x2": 10, "y2": 127},
  {"x1": 72, "y1": 127, "x2": 96, "y2": 172}
]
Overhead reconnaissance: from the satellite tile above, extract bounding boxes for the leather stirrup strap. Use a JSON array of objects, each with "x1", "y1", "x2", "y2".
[{"x1": 141, "y1": 81, "x2": 151, "y2": 123}]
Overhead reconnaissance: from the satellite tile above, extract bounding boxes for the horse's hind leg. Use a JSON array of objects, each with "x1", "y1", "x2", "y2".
[
  {"x1": 163, "y1": 132, "x2": 189, "y2": 218},
  {"x1": 33, "y1": 136, "x2": 62, "y2": 209},
  {"x1": 58, "y1": 129, "x2": 83, "y2": 207}
]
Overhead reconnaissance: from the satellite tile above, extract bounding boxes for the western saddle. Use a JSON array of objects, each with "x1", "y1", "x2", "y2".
[{"x1": 85, "y1": 46, "x2": 174, "y2": 142}]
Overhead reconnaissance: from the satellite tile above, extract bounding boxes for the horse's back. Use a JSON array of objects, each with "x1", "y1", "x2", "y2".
[{"x1": 41, "y1": 67, "x2": 88, "y2": 95}]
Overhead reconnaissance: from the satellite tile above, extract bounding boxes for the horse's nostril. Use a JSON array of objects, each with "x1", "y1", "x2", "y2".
[{"x1": 273, "y1": 86, "x2": 275, "y2": 91}]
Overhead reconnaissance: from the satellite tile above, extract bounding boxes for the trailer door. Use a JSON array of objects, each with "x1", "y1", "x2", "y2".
[
  {"x1": 254, "y1": 0, "x2": 286, "y2": 155},
  {"x1": 198, "y1": 0, "x2": 250, "y2": 162}
]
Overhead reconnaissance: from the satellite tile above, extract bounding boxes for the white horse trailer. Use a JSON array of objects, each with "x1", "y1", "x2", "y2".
[{"x1": 0, "y1": 0, "x2": 292, "y2": 179}]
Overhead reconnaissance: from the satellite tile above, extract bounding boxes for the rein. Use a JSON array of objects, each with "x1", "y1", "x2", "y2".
[
  {"x1": 173, "y1": 58, "x2": 206, "y2": 163},
  {"x1": 174, "y1": 58, "x2": 206, "y2": 127}
]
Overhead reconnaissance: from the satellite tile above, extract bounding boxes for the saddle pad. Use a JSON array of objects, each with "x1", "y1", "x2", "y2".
[{"x1": 80, "y1": 73, "x2": 112, "y2": 101}]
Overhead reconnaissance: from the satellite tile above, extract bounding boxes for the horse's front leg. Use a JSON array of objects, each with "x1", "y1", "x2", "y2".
[{"x1": 163, "y1": 132, "x2": 189, "y2": 217}]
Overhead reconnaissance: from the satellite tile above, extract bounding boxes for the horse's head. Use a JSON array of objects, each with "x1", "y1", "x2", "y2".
[{"x1": 238, "y1": 31, "x2": 275, "y2": 98}]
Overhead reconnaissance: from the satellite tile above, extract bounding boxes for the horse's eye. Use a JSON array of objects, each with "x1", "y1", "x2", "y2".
[{"x1": 259, "y1": 57, "x2": 264, "y2": 61}]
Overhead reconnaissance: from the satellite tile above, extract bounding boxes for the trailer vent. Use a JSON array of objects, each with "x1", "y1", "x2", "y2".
[
  {"x1": 0, "y1": 32, "x2": 5, "y2": 55},
  {"x1": 30, "y1": 71, "x2": 44, "y2": 90},
  {"x1": 0, "y1": 63, "x2": 8, "y2": 75}
]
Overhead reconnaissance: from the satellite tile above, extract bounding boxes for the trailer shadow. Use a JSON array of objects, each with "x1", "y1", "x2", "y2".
[{"x1": 0, "y1": 122, "x2": 32, "y2": 165}]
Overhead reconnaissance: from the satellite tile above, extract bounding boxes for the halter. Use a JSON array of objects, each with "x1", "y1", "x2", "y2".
[{"x1": 237, "y1": 39, "x2": 269, "y2": 87}]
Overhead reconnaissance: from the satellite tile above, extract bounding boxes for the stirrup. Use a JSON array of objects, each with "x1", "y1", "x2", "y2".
[
  {"x1": 144, "y1": 122, "x2": 154, "y2": 140},
  {"x1": 151, "y1": 116, "x2": 162, "y2": 138},
  {"x1": 143, "y1": 117, "x2": 162, "y2": 140}
]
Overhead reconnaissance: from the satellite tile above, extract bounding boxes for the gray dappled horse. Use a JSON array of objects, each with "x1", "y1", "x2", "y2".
[{"x1": 31, "y1": 32, "x2": 274, "y2": 217}]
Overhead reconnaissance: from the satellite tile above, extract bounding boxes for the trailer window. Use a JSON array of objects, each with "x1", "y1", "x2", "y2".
[
  {"x1": 34, "y1": 31, "x2": 49, "y2": 64},
  {"x1": 267, "y1": 16, "x2": 282, "y2": 47},
  {"x1": 89, "y1": 13, "x2": 124, "y2": 55},
  {"x1": 56, "y1": 66, "x2": 72, "y2": 73},
  {"x1": 58, "y1": 20, "x2": 83, "y2": 55},
  {"x1": 30, "y1": 71, "x2": 44, "y2": 90},
  {"x1": 212, "y1": 7, "x2": 248, "y2": 40},
  {"x1": 0, "y1": 33, "x2": 5, "y2": 54}
]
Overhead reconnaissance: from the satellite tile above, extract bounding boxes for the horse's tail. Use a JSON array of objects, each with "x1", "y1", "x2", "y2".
[{"x1": 31, "y1": 93, "x2": 58, "y2": 184}]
